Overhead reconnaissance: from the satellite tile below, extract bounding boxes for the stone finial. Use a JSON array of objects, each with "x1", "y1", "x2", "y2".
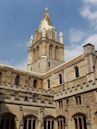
[
  {"x1": 30, "y1": 34, "x2": 33, "y2": 40},
  {"x1": 29, "y1": 35, "x2": 33, "y2": 47},
  {"x1": 43, "y1": 8, "x2": 52, "y2": 26},
  {"x1": 59, "y1": 32, "x2": 64, "y2": 44}
]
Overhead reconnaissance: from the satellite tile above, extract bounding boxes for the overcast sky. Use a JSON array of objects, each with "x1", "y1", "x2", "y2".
[{"x1": 0, "y1": 0, "x2": 97, "y2": 69}]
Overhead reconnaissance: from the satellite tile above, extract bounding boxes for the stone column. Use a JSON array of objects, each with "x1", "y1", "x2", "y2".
[
  {"x1": 81, "y1": 116, "x2": 85, "y2": 129},
  {"x1": 40, "y1": 108, "x2": 44, "y2": 129},
  {"x1": 76, "y1": 117, "x2": 80, "y2": 129},
  {"x1": 59, "y1": 120, "x2": 61, "y2": 129},
  {"x1": 31, "y1": 119, "x2": 33, "y2": 129},
  {"x1": 62, "y1": 119, "x2": 65, "y2": 129},
  {"x1": 54, "y1": 120, "x2": 58, "y2": 129},
  {"x1": 50, "y1": 119, "x2": 52, "y2": 129},
  {"x1": 46, "y1": 120, "x2": 48, "y2": 129}
]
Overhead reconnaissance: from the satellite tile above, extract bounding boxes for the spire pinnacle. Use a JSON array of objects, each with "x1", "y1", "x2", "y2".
[{"x1": 43, "y1": 8, "x2": 52, "y2": 25}]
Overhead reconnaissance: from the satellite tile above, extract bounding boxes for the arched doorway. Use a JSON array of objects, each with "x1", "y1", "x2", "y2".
[
  {"x1": 73, "y1": 113, "x2": 87, "y2": 129},
  {"x1": 23, "y1": 114, "x2": 37, "y2": 129},
  {"x1": 0, "y1": 112, "x2": 16, "y2": 129}
]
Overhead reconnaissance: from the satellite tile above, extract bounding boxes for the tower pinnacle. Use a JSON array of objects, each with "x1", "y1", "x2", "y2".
[{"x1": 43, "y1": 8, "x2": 52, "y2": 26}]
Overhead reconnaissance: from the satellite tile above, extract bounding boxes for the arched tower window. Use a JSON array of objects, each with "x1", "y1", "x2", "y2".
[
  {"x1": 23, "y1": 115, "x2": 37, "y2": 129},
  {"x1": 59, "y1": 74, "x2": 63, "y2": 84},
  {"x1": 47, "y1": 79, "x2": 50, "y2": 89},
  {"x1": 56, "y1": 116, "x2": 66, "y2": 129},
  {"x1": 55, "y1": 46, "x2": 59, "y2": 59},
  {"x1": 15, "y1": 74, "x2": 20, "y2": 86},
  {"x1": 0, "y1": 112, "x2": 16, "y2": 129},
  {"x1": 33, "y1": 48, "x2": 36, "y2": 61},
  {"x1": 74, "y1": 66, "x2": 80, "y2": 78},
  {"x1": 52, "y1": 30, "x2": 56, "y2": 40},
  {"x1": 49, "y1": 44, "x2": 53, "y2": 58},
  {"x1": 44, "y1": 116, "x2": 54, "y2": 129},
  {"x1": 36, "y1": 45, "x2": 39, "y2": 59},
  {"x1": 0, "y1": 72, "x2": 2, "y2": 84},
  {"x1": 33, "y1": 79, "x2": 37, "y2": 88},
  {"x1": 73, "y1": 113, "x2": 87, "y2": 129}
]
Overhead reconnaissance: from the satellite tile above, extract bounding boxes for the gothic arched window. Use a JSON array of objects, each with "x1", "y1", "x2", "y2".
[
  {"x1": 49, "y1": 44, "x2": 53, "y2": 58},
  {"x1": 56, "y1": 116, "x2": 66, "y2": 129},
  {"x1": 74, "y1": 66, "x2": 80, "y2": 78},
  {"x1": 73, "y1": 113, "x2": 87, "y2": 129},
  {"x1": 59, "y1": 74, "x2": 62, "y2": 84},
  {"x1": 23, "y1": 115, "x2": 37, "y2": 129},
  {"x1": 44, "y1": 116, "x2": 54, "y2": 129},
  {"x1": 15, "y1": 74, "x2": 20, "y2": 86},
  {"x1": 0, "y1": 112, "x2": 16, "y2": 129},
  {"x1": 48, "y1": 79, "x2": 50, "y2": 89},
  {"x1": 33, "y1": 48, "x2": 36, "y2": 61}
]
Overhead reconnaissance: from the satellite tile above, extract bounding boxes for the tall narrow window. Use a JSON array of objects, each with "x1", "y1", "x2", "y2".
[
  {"x1": 36, "y1": 46, "x2": 39, "y2": 59},
  {"x1": 75, "y1": 95, "x2": 82, "y2": 105},
  {"x1": 55, "y1": 46, "x2": 59, "y2": 59},
  {"x1": 33, "y1": 79, "x2": 37, "y2": 88},
  {"x1": 48, "y1": 62, "x2": 50, "y2": 67},
  {"x1": 48, "y1": 79, "x2": 50, "y2": 89},
  {"x1": 59, "y1": 74, "x2": 62, "y2": 84},
  {"x1": 73, "y1": 113, "x2": 87, "y2": 129},
  {"x1": 74, "y1": 66, "x2": 79, "y2": 78},
  {"x1": 49, "y1": 44, "x2": 53, "y2": 58},
  {"x1": 0, "y1": 72, "x2": 2, "y2": 84},
  {"x1": 58, "y1": 100, "x2": 63, "y2": 109},
  {"x1": 15, "y1": 74, "x2": 20, "y2": 86}
]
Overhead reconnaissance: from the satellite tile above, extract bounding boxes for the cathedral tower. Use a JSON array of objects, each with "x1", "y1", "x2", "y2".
[{"x1": 27, "y1": 8, "x2": 64, "y2": 73}]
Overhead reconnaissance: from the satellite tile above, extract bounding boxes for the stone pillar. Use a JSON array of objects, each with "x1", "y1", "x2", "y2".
[
  {"x1": 42, "y1": 41, "x2": 46, "y2": 56},
  {"x1": 50, "y1": 119, "x2": 52, "y2": 129},
  {"x1": 19, "y1": 106, "x2": 24, "y2": 129},
  {"x1": 54, "y1": 120, "x2": 58, "y2": 129},
  {"x1": 62, "y1": 119, "x2": 64, "y2": 129},
  {"x1": 39, "y1": 108, "x2": 44, "y2": 129},
  {"x1": 15, "y1": 117, "x2": 19, "y2": 129},
  {"x1": 58, "y1": 120, "x2": 61, "y2": 129},
  {"x1": 46, "y1": 120, "x2": 48, "y2": 129},
  {"x1": 76, "y1": 117, "x2": 80, "y2": 129}
]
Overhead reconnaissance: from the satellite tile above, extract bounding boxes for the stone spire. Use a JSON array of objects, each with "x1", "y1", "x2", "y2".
[
  {"x1": 43, "y1": 8, "x2": 52, "y2": 25},
  {"x1": 39, "y1": 8, "x2": 55, "y2": 31}
]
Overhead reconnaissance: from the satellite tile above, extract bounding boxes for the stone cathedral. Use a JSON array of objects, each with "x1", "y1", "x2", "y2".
[{"x1": 0, "y1": 8, "x2": 97, "y2": 129}]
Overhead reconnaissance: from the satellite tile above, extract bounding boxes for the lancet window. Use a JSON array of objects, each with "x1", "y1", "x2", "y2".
[
  {"x1": 73, "y1": 113, "x2": 87, "y2": 129},
  {"x1": 23, "y1": 115, "x2": 37, "y2": 129}
]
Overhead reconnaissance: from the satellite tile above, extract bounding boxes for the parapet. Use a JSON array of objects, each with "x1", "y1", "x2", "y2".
[{"x1": 83, "y1": 43, "x2": 95, "y2": 55}]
